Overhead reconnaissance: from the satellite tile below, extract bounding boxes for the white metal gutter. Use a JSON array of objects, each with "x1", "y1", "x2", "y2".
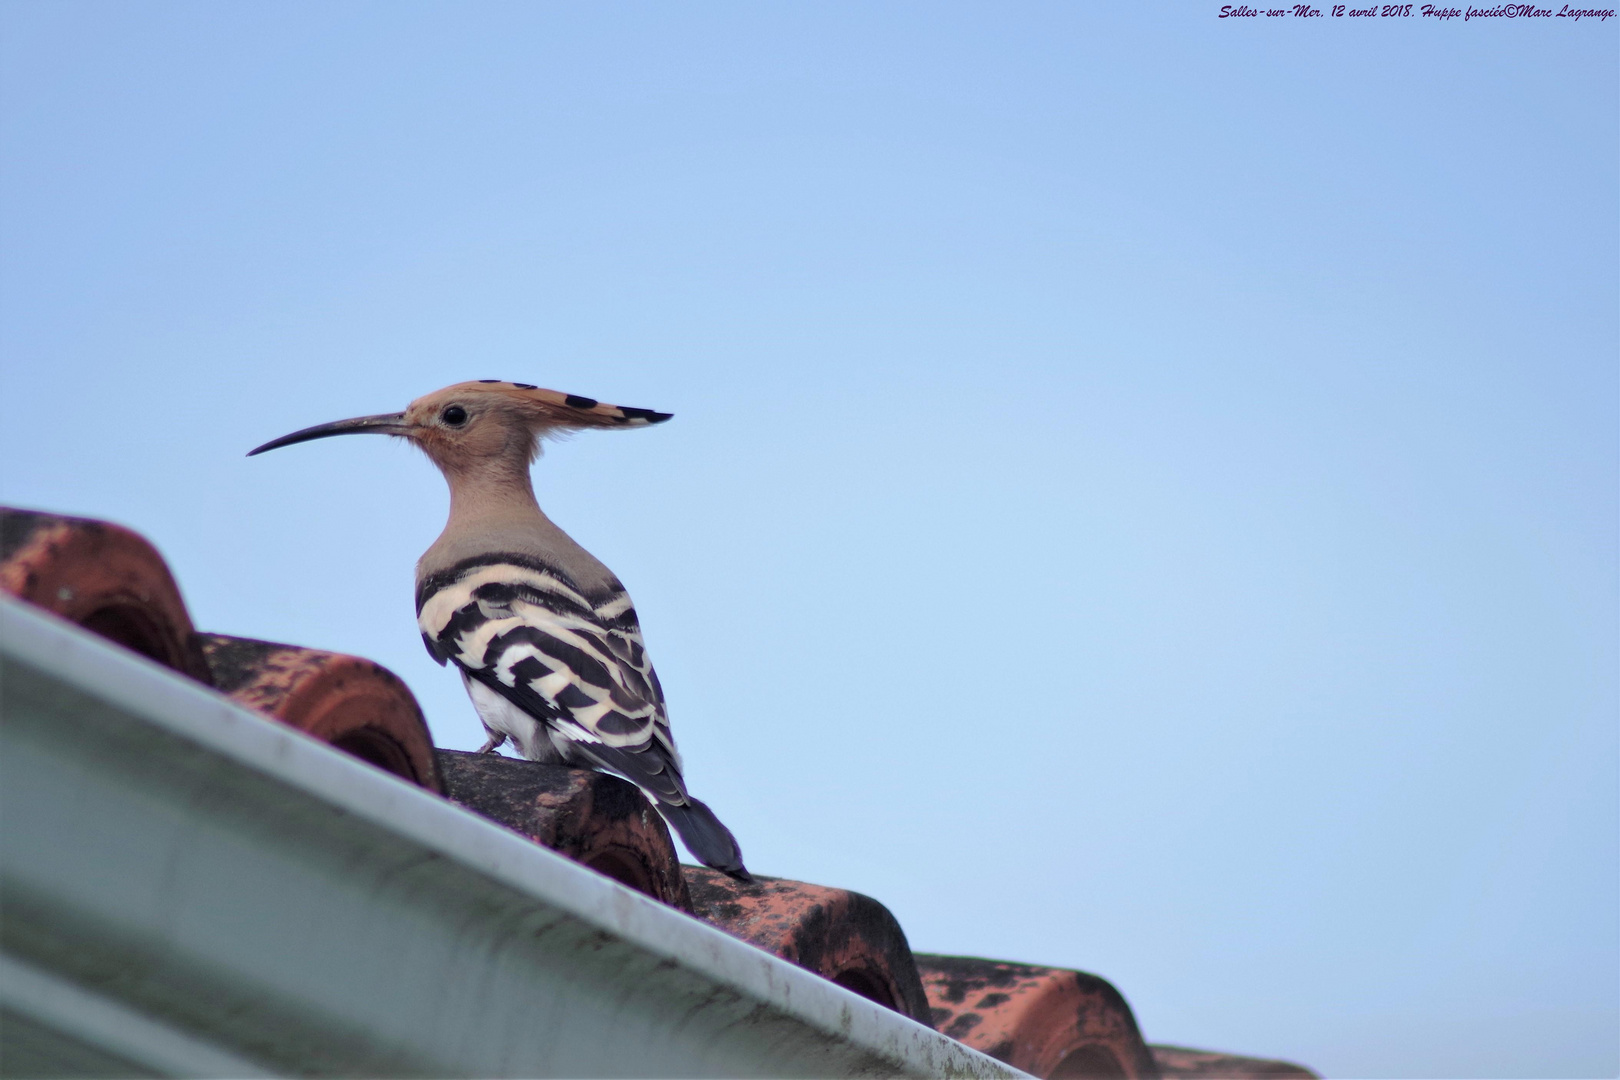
[{"x1": 0, "y1": 597, "x2": 1024, "y2": 1079}]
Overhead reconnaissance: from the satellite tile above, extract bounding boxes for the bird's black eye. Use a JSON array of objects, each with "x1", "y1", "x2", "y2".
[{"x1": 441, "y1": 405, "x2": 468, "y2": 426}]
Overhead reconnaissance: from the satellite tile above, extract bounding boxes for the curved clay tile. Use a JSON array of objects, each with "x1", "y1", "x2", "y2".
[
  {"x1": 437, "y1": 750, "x2": 691, "y2": 911},
  {"x1": 198, "y1": 633, "x2": 443, "y2": 794},
  {"x1": 684, "y1": 869, "x2": 935, "y2": 1026},
  {"x1": 914, "y1": 954, "x2": 1158, "y2": 1079},
  {"x1": 1, "y1": 506, "x2": 211, "y2": 684}
]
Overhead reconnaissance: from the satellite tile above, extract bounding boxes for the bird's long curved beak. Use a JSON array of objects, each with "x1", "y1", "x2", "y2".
[{"x1": 247, "y1": 412, "x2": 410, "y2": 456}]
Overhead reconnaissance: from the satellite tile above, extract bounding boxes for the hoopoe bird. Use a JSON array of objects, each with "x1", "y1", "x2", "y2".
[{"x1": 249, "y1": 380, "x2": 750, "y2": 879}]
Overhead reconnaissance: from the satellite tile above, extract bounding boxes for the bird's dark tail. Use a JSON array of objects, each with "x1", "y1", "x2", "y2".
[{"x1": 657, "y1": 797, "x2": 751, "y2": 881}]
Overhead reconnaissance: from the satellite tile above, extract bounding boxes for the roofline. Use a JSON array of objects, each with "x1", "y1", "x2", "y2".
[{"x1": 0, "y1": 596, "x2": 1022, "y2": 1078}]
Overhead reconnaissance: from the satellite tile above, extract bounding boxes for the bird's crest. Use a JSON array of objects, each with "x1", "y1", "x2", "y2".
[{"x1": 458, "y1": 380, "x2": 673, "y2": 429}]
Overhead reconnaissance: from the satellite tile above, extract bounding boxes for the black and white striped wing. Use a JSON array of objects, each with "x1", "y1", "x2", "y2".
[{"x1": 417, "y1": 555, "x2": 686, "y2": 804}]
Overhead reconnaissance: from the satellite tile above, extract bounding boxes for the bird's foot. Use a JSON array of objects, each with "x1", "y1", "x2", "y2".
[{"x1": 478, "y1": 732, "x2": 508, "y2": 754}]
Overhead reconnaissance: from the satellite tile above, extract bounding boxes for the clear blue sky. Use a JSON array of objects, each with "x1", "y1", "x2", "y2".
[{"x1": 2, "y1": 4, "x2": 1614, "y2": 1077}]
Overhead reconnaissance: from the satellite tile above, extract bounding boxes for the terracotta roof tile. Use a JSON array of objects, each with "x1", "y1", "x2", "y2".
[
  {"x1": 684, "y1": 868, "x2": 935, "y2": 1026},
  {"x1": 438, "y1": 749, "x2": 691, "y2": 910}
]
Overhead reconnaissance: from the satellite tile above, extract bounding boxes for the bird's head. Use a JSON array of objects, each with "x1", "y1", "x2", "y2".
[{"x1": 248, "y1": 380, "x2": 672, "y2": 477}]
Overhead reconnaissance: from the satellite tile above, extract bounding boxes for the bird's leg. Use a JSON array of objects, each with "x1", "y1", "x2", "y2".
[{"x1": 478, "y1": 729, "x2": 508, "y2": 754}]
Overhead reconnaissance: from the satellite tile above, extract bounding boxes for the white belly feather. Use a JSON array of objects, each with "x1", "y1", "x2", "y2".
[{"x1": 461, "y1": 670, "x2": 569, "y2": 764}]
